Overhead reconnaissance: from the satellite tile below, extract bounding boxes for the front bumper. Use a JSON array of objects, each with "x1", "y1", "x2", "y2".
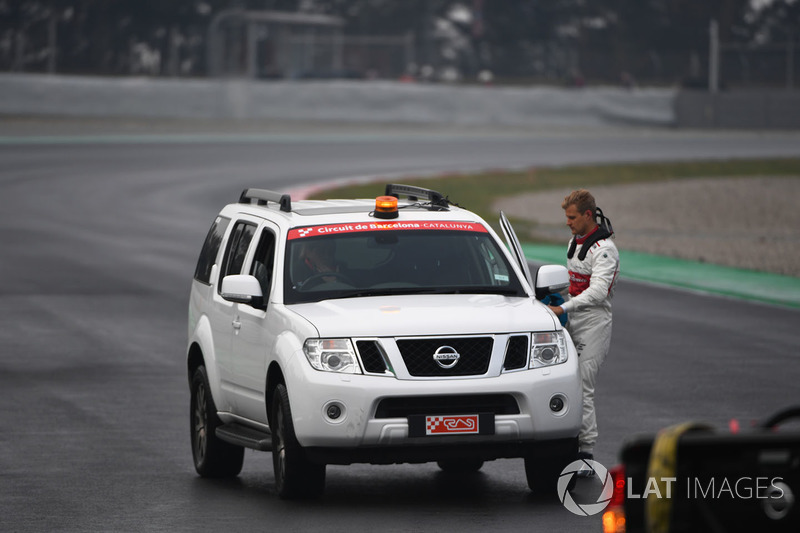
[{"x1": 284, "y1": 348, "x2": 582, "y2": 453}]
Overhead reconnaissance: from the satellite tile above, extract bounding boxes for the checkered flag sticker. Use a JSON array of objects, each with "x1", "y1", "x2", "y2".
[
  {"x1": 424, "y1": 415, "x2": 478, "y2": 435},
  {"x1": 426, "y1": 416, "x2": 444, "y2": 433}
]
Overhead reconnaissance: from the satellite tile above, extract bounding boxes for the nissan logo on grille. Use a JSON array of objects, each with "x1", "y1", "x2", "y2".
[{"x1": 433, "y1": 346, "x2": 460, "y2": 369}]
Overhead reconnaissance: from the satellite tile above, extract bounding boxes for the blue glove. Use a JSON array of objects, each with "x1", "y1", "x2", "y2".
[{"x1": 540, "y1": 293, "x2": 568, "y2": 327}]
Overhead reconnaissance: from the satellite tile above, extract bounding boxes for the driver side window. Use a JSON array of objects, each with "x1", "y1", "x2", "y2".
[
  {"x1": 250, "y1": 228, "x2": 276, "y2": 300},
  {"x1": 218, "y1": 221, "x2": 256, "y2": 291}
]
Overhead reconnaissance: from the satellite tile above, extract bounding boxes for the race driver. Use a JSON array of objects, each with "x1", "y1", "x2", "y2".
[{"x1": 548, "y1": 189, "x2": 620, "y2": 477}]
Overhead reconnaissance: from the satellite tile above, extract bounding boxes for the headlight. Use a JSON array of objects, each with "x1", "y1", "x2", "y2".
[
  {"x1": 303, "y1": 339, "x2": 362, "y2": 374},
  {"x1": 530, "y1": 331, "x2": 568, "y2": 368}
]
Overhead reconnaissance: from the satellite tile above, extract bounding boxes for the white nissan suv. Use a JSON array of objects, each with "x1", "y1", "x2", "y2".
[{"x1": 187, "y1": 184, "x2": 581, "y2": 499}]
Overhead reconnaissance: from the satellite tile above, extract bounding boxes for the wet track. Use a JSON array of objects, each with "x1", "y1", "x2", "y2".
[{"x1": 1, "y1": 124, "x2": 799, "y2": 532}]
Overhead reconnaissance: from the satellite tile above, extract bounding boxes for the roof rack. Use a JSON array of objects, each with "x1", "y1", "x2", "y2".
[
  {"x1": 385, "y1": 184, "x2": 449, "y2": 209},
  {"x1": 239, "y1": 188, "x2": 292, "y2": 212}
]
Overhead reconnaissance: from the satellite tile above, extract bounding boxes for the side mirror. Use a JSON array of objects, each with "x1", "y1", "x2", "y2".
[
  {"x1": 221, "y1": 275, "x2": 264, "y2": 308},
  {"x1": 534, "y1": 265, "x2": 569, "y2": 299}
]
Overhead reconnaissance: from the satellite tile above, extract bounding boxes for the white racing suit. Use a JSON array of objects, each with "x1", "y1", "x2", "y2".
[{"x1": 560, "y1": 228, "x2": 620, "y2": 454}]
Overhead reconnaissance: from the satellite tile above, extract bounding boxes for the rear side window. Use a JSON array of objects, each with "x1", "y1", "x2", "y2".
[{"x1": 194, "y1": 216, "x2": 231, "y2": 284}]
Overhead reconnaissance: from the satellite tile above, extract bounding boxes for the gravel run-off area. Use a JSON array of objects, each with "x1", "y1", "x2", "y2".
[{"x1": 495, "y1": 176, "x2": 800, "y2": 278}]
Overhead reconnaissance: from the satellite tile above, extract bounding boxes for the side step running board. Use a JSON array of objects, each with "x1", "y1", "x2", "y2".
[{"x1": 216, "y1": 423, "x2": 272, "y2": 451}]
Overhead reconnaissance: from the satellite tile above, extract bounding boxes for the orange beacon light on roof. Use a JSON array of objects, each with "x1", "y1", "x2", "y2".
[{"x1": 374, "y1": 196, "x2": 399, "y2": 219}]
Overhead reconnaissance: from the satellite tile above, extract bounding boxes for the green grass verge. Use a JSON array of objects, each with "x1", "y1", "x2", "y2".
[{"x1": 308, "y1": 158, "x2": 800, "y2": 232}]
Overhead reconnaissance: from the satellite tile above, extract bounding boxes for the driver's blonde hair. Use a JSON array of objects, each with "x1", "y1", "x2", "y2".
[{"x1": 562, "y1": 189, "x2": 596, "y2": 217}]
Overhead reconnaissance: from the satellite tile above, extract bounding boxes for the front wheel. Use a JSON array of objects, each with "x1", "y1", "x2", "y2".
[
  {"x1": 190, "y1": 366, "x2": 244, "y2": 477},
  {"x1": 271, "y1": 384, "x2": 326, "y2": 499},
  {"x1": 524, "y1": 438, "x2": 577, "y2": 498}
]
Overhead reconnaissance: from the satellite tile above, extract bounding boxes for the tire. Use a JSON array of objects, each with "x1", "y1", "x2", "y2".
[
  {"x1": 436, "y1": 458, "x2": 485, "y2": 473},
  {"x1": 190, "y1": 366, "x2": 244, "y2": 478},
  {"x1": 271, "y1": 383, "x2": 326, "y2": 499},
  {"x1": 524, "y1": 439, "x2": 577, "y2": 498}
]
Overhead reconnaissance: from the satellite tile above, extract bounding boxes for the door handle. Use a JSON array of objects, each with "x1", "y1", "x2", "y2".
[{"x1": 232, "y1": 318, "x2": 242, "y2": 330}]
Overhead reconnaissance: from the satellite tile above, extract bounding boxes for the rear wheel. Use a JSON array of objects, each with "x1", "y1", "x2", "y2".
[
  {"x1": 190, "y1": 366, "x2": 244, "y2": 477},
  {"x1": 271, "y1": 384, "x2": 326, "y2": 499},
  {"x1": 436, "y1": 458, "x2": 485, "y2": 473}
]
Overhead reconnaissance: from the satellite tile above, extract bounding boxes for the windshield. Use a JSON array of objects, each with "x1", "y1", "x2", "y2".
[{"x1": 283, "y1": 224, "x2": 526, "y2": 304}]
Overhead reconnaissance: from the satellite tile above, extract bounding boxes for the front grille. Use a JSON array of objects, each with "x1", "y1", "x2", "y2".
[
  {"x1": 396, "y1": 337, "x2": 493, "y2": 377},
  {"x1": 356, "y1": 340, "x2": 388, "y2": 374},
  {"x1": 375, "y1": 394, "x2": 520, "y2": 418},
  {"x1": 503, "y1": 335, "x2": 529, "y2": 371}
]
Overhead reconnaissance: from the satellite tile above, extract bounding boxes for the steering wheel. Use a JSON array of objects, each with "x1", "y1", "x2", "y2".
[{"x1": 300, "y1": 271, "x2": 354, "y2": 289}]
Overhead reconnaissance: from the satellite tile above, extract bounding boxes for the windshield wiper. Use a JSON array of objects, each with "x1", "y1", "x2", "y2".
[
  {"x1": 334, "y1": 289, "x2": 401, "y2": 298},
  {"x1": 329, "y1": 287, "x2": 523, "y2": 299},
  {"x1": 421, "y1": 287, "x2": 523, "y2": 296},
  {"x1": 461, "y1": 287, "x2": 523, "y2": 296}
]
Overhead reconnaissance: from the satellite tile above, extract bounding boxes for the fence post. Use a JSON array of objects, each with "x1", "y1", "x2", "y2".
[
  {"x1": 333, "y1": 31, "x2": 343, "y2": 73},
  {"x1": 709, "y1": 19, "x2": 719, "y2": 93},
  {"x1": 405, "y1": 31, "x2": 416, "y2": 73},
  {"x1": 246, "y1": 21, "x2": 258, "y2": 79},
  {"x1": 207, "y1": 11, "x2": 225, "y2": 76},
  {"x1": 47, "y1": 11, "x2": 57, "y2": 74},
  {"x1": 788, "y1": 35, "x2": 795, "y2": 91}
]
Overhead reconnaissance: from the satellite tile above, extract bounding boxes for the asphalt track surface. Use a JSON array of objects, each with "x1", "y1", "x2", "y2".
[{"x1": 1, "y1": 122, "x2": 799, "y2": 532}]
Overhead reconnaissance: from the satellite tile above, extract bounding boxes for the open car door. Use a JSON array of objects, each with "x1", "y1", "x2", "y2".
[{"x1": 499, "y1": 211, "x2": 534, "y2": 290}]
